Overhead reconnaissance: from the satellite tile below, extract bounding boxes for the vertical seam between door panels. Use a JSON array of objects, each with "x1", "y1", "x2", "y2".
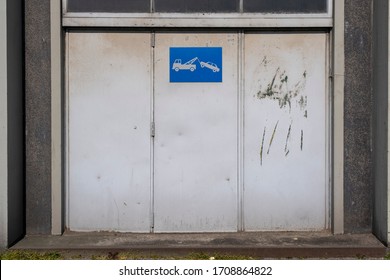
[
  {"x1": 238, "y1": 30, "x2": 245, "y2": 232},
  {"x1": 326, "y1": 31, "x2": 332, "y2": 229},
  {"x1": 150, "y1": 31, "x2": 156, "y2": 233},
  {"x1": 65, "y1": 31, "x2": 70, "y2": 229}
]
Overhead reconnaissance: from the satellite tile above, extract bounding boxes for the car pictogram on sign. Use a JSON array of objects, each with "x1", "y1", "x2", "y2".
[
  {"x1": 200, "y1": 61, "x2": 220, "y2": 72},
  {"x1": 172, "y1": 57, "x2": 220, "y2": 73}
]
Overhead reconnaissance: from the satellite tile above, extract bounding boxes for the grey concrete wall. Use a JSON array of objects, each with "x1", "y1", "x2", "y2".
[
  {"x1": 0, "y1": 0, "x2": 24, "y2": 248},
  {"x1": 25, "y1": 0, "x2": 52, "y2": 234},
  {"x1": 373, "y1": 0, "x2": 389, "y2": 245},
  {"x1": 344, "y1": 0, "x2": 374, "y2": 233}
]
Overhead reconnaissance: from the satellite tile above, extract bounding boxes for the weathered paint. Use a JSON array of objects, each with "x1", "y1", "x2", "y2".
[
  {"x1": 244, "y1": 33, "x2": 328, "y2": 231},
  {"x1": 67, "y1": 32, "x2": 152, "y2": 232},
  {"x1": 153, "y1": 33, "x2": 238, "y2": 232}
]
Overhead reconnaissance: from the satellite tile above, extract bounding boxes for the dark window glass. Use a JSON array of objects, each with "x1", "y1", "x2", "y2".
[
  {"x1": 67, "y1": 0, "x2": 328, "y2": 14},
  {"x1": 68, "y1": 0, "x2": 150, "y2": 13},
  {"x1": 154, "y1": 0, "x2": 239, "y2": 13},
  {"x1": 244, "y1": 0, "x2": 327, "y2": 13}
]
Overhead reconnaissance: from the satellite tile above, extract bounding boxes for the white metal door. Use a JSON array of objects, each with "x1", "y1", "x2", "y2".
[
  {"x1": 67, "y1": 32, "x2": 152, "y2": 232},
  {"x1": 243, "y1": 33, "x2": 329, "y2": 230},
  {"x1": 67, "y1": 31, "x2": 329, "y2": 233},
  {"x1": 153, "y1": 33, "x2": 239, "y2": 232}
]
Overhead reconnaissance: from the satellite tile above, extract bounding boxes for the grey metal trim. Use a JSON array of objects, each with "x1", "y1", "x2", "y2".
[
  {"x1": 51, "y1": 0, "x2": 63, "y2": 235},
  {"x1": 332, "y1": 0, "x2": 344, "y2": 234},
  {"x1": 62, "y1": 15, "x2": 333, "y2": 28}
]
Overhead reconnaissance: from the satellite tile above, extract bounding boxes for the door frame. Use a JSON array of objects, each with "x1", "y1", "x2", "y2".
[{"x1": 51, "y1": 0, "x2": 345, "y2": 234}]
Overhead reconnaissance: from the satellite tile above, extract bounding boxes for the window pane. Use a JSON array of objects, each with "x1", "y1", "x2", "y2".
[
  {"x1": 244, "y1": 0, "x2": 328, "y2": 13},
  {"x1": 68, "y1": 0, "x2": 150, "y2": 13},
  {"x1": 154, "y1": 0, "x2": 239, "y2": 13}
]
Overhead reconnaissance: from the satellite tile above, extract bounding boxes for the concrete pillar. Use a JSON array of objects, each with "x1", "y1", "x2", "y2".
[{"x1": 25, "y1": 0, "x2": 52, "y2": 234}]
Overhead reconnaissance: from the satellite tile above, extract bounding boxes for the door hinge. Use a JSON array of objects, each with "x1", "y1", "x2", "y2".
[{"x1": 151, "y1": 122, "x2": 155, "y2": 137}]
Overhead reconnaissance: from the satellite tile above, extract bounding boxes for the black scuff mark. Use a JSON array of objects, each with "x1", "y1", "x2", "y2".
[
  {"x1": 257, "y1": 69, "x2": 308, "y2": 117},
  {"x1": 260, "y1": 127, "x2": 266, "y2": 166},
  {"x1": 285, "y1": 122, "x2": 292, "y2": 157},
  {"x1": 301, "y1": 130, "x2": 304, "y2": 151},
  {"x1": 260, "y1": 56, "x2": 271, "y2": 68},
  {"x1": 267, "y1": 121, "x2": 279, "y2": 155}
]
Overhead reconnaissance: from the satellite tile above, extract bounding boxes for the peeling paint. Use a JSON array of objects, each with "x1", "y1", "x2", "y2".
[{"x1": 267, "y1": 121, "x2": 279, "y2": 155}]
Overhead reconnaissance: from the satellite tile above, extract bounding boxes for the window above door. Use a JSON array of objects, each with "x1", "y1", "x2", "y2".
[{"x1": 63, "y1": 0, "x2": 333, "y2": 28}]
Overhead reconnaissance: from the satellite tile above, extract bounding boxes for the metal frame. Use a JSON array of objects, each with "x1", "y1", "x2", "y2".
[
  {"x1": 332, "y1": 0, "x2": 344, "y2": 234},
  {"x1": 51, "y1": 0, "x2": 63, "y2": 235}
]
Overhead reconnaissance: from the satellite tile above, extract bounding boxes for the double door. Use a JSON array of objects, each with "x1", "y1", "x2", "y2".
[{"x1": 67, "y1": 31, "x2": 328, "y2": 232}]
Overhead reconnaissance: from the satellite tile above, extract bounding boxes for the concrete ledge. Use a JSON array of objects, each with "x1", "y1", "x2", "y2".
[{"x1": 12, "y1": 232, "x2": 387, "y2": 258}]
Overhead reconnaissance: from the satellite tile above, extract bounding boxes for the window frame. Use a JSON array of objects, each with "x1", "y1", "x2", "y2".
[{"x1": 62, "y1": 0, "x2": 333, "y2": 28}]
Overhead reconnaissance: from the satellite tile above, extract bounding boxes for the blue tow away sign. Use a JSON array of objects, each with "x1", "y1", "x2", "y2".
[{"x1": 170, "y1": 47, "x2": 222, "y2": 83}]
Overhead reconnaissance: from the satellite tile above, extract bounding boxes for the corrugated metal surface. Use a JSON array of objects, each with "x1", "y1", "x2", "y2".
[
  {"x1": 243, "y1": 33, "x2": 328, "y2": 230},
  {"x1": 67, "y1": 32, "x2": 152, "y2": 232},
  {"x1": 153, "y1": 33, "x2": 239, "y2": 232}
]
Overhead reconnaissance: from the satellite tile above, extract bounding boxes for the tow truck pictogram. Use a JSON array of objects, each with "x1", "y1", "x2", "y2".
[{"x1": 172, "y1": 57, "x2": 220, "y2": 72}]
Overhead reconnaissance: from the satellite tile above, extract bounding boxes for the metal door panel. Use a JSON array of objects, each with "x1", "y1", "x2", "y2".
[
  {"x1": 68, "y1": 32, "x2": 151, "y2": 231},
  {"x1": 243, "y1": 33, "x2": 328, "y2": 230},
  {"x1": 153, "y1": 33, "x2": 238, "y2": 232}
]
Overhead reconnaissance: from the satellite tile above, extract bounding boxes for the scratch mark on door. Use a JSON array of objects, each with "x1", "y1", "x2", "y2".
[
  {"x1": 267, "y1": 121, "x2": 279, "y2": 155},
  {"x1": 285, "y1": 122, "x2": 292, "y2": 157},
  {"x1": 301, "y1": 130, "x2": 304, "y2": 151},
  {"x1": 260, "y1": 56, "x2": 271, "y2": 67},
  {"x1": 260, "y1": 127, "x2": 266, "y2": 165},
  {"x1": 262, "y1": 67, "x2": 280, "y2": 98}
]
